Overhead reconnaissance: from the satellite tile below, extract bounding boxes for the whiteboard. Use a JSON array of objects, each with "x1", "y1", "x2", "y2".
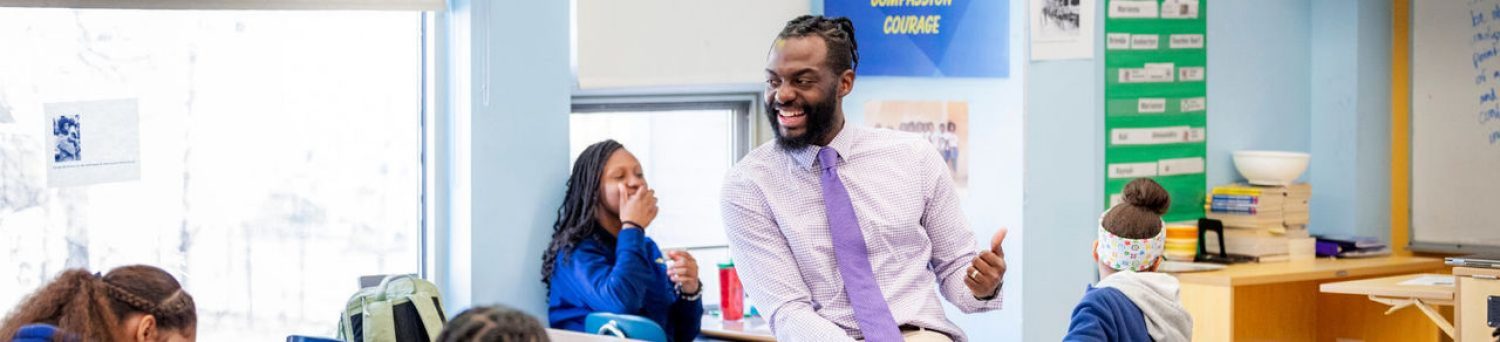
[{"x1": 1412, "y1": 0, "x2": 1500, "y2": 250}]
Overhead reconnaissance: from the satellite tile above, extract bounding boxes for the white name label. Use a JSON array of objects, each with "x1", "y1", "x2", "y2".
[
  {"x1": 1181, "y1": 97, "x2": 1207, "y2": 112},
  {"x1": 1160, "y1": 0, "x2": 1200, "y2": 19},
  {"x1": 1178, "y1": 67, "x2": 1206, "y2": 81},
  {"x1": 1188, "y1": 127, "x2": 1206, "y2": 142},
  {"x1": 1109, "y1": 162, "x2": 1160, "y2": 178},
  {"x1": 1120, "y1": 68, "x2": 1173, "y2": 83},
  {"x1": 1158, "y1": 157, "x2": 1205, "y2": 176},
  {"x1": 1110, "y1": 1, "x2": 1160, "y2": 19},
  {"x1": 1107, "y1": 33, "x2": 1132, "y2": 50},
  {"x1": 1169, "y1": 34, "x2": 1204, "y2": 49},
  {"x1": 1138, "y1": 98, "x2": 1167, "y2": 113},
  {"x1": 1112, "y1": 126, "x2": 1204, "y2": 145},
  {"x1": 1113, "y1": 126, "x2": 1187, "y2": 145},
  {"x1": 1131, "y1": 34, "x2": 1160, "y2": 50}
]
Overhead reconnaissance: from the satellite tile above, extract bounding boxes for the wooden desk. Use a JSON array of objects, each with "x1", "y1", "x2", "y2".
[
  {"x1": 1320, "y1": 273, "x2": 1456, "y2": 338},
  {"x1": 1174, "y1": 256, "x2": 1446, "y2": 341},
  {"x1": 1455, "y1": 267, "x2": 1500, "y2": 342},
  {"x1": 699, "y1": 314, "x2": 775, "y2": 341}
]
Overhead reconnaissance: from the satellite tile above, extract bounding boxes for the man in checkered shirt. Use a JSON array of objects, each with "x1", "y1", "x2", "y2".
[{"x1": 720, "y1": 15, "x2": 1009, "y2": 342}]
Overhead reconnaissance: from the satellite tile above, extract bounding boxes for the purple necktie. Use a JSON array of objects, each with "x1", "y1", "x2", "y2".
[{"x1": 818, "y1": 147, "x2": 902, "y2": 342}]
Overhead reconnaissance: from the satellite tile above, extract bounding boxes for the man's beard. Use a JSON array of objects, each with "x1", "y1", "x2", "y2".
[{"x1": 767, "y1": 86, "x2": 839, "y2": 150}]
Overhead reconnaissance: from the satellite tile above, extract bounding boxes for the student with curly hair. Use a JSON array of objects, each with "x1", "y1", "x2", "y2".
[{"x1": 1, "y1": 265, "x2": 196, "y2": 342}]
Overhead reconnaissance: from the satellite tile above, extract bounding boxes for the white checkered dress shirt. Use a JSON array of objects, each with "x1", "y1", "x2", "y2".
[{"x1": 721, "y1": 125, "x2": 1002, "y2": 342}]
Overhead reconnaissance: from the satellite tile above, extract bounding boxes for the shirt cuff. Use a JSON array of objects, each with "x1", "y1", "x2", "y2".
[{"x1": 974, "y1": 281, "x2": 1002, "y2": 301}]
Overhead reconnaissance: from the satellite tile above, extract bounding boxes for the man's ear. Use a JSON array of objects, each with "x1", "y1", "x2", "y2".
[
  {"x1": 134, "y1": 315, "x2": 157, "y2": 342},
  {"x1": 838, "y1": 69, "x2": 855, "y2": 97}
]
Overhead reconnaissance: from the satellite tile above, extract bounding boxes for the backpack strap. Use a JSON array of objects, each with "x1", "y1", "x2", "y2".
[
  {"x1": 364, "y1": 292, "x2": 397, "y2": 342},
  {"x1": 407, "y1": 293, "x2": 446, "y2": 341}
]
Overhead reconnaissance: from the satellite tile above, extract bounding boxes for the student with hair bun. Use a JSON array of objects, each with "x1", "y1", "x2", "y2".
[
  {"x1": 0, "y1": 265, "x2": 196, "y2": 342},
  {"x1": 1064, "y1": 178, "x2": 1193, "y2": 342}
]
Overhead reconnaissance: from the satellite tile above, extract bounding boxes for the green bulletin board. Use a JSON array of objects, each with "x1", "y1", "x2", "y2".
[{"x1": 1103, "y1": 0, "x2": 1207, "y2": 223}]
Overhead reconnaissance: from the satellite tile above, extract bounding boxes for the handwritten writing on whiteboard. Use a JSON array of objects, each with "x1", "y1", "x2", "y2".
[{"x1": 1471, "y1": 1, "x2": 1500, "y2": 147}]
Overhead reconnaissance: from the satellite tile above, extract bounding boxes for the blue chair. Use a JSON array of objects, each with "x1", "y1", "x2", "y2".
[{"x1": 584, "y1": 312, "x2": 667, "y2": 342}]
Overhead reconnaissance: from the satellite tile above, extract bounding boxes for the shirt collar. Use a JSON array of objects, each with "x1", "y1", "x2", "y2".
[{"x1": 786, "y1": 122, "x2": 859, "y2": 172}]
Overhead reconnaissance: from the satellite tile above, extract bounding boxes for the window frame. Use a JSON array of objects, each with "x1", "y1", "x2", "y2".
[
  {"x1": 571, "y1": 87, "x2": 766, "y2": 164},
  {"x1": 569, "y1": 86, "x2": 765, "y2": 248},
  {"x1": 419, "y1": 11, "x2": 436, "y2": 281}
]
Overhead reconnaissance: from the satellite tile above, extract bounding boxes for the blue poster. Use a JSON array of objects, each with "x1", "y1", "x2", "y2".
[{"x1": 825, "y1": 0, "x2": 1009, "y2": 78}]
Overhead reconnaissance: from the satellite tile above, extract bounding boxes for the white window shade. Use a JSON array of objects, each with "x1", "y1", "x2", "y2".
[
  {"x1": 575, "y1": 0, "x2": 808, "y2": 89},
  {"x1": 0, "y1": 0, "x2": 441, "y2": 10}
]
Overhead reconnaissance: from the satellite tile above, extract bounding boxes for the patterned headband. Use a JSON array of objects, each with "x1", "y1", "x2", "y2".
[{"x1": 1095, "y1": 208, "x2": 1166, "y2": 272}]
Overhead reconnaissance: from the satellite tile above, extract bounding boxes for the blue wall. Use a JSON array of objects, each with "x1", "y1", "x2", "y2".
[
  {"x1": 1310, "y1": 0, "x2": 1393, "y2": 240},
  {"x1": 1022, "y1": 56, "x2": 1103, "y2": 341},
  {"x1": 438, "y1": 0, "x2": 572, "y2": 317},
  {"x1": 1205, "y1": 0, "x2": 1313, "y2": 187}
]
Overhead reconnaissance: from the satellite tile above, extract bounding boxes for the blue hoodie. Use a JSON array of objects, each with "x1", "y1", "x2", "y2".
[
  {"x1": 1064, "y1": 272, "x2": 1193, "y2": 342},
  {"x1": 548, "y1": 228, "x2": 703, "y2": 342},
  {"x1": 1064, "y1": 286, "x2": 1152, "y2": 342}
]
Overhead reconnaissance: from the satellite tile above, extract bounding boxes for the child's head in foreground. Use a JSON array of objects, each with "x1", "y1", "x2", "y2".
[{"x1": 1094, "y1": 178, "x2": 1170, "y2": 277}]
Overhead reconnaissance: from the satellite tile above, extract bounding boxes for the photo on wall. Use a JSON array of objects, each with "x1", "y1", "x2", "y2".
[
  {"x1": 1030, "y1": 0, "x2": 1094, "y2": 60},
  {"x1": 864, "y1": 100, "x2": 970, "y2": 190},
  {"x1": 45, "y1": 99, "x2": 141, "y2": 187},
  {"x1": 53, "y1": 114, "x2": 81, "y2": 162},
  {"x1": 1038, "y1": 0, "x2": 1082, "y2": 39}
]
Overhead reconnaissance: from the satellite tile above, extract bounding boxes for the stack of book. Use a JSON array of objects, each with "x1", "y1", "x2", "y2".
[
  {"x1": 1203, "y1": 228, "x2": 1309, "y2": 262},
  {"x1": 1205, "y1": 183, "x2": 1310, "y2": 232},
  {"x1": 1202, "y1": 183, "x2": 1312, "y2": 260}
]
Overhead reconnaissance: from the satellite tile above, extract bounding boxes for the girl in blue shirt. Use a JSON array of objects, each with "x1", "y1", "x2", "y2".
[{"x1": 542, "y1": 139, "x2": 703, "y2": 342}]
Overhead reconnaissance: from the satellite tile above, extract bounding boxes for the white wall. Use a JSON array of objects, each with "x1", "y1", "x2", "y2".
[{"x1": 575, "y1": 0, "x2": 808, "y2": 88}]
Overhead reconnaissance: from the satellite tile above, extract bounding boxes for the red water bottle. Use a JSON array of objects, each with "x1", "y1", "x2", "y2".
[{"x1": 719, "y1": 261, "x2": 743, "y2": 321}]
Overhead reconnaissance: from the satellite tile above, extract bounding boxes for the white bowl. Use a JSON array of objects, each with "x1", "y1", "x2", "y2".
[{"x1": 1232, "y1": 150, "x2": 1310, "y2": 186}]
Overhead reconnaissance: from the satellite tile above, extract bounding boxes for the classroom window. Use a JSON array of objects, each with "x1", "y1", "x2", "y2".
[
  {"x1": 569, "y1": 98, "x2": 756, "y2": 249},
  {"x1": 0, "y1": 8, "x2": 428, "y2": 340}
]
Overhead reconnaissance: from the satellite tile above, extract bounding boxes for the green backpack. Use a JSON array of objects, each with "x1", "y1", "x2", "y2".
[{"x1": 338, "y1": 274, "x2": 447, "y2": 342}]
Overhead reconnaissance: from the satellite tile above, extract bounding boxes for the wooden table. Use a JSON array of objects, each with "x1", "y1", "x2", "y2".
[
  {"x1": 699, "y1": 314, "x2": 775, "y2": 341},
  {"x1": 1173, "y1": 256, "x2": 1446, "y2": 341},
  {"x1": 1320, "y1": 273, "x2": 1456, "y2": 338}
]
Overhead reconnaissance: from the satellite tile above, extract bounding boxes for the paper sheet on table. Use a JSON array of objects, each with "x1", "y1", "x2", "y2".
[{"x1": 1398, "y1": 275, "x2": 1455, "y2": 287}]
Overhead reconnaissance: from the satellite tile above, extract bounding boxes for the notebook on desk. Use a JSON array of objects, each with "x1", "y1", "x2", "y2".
[{"x1": 1446, "y1": 253, "x2": 1500, "y2": 269}]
